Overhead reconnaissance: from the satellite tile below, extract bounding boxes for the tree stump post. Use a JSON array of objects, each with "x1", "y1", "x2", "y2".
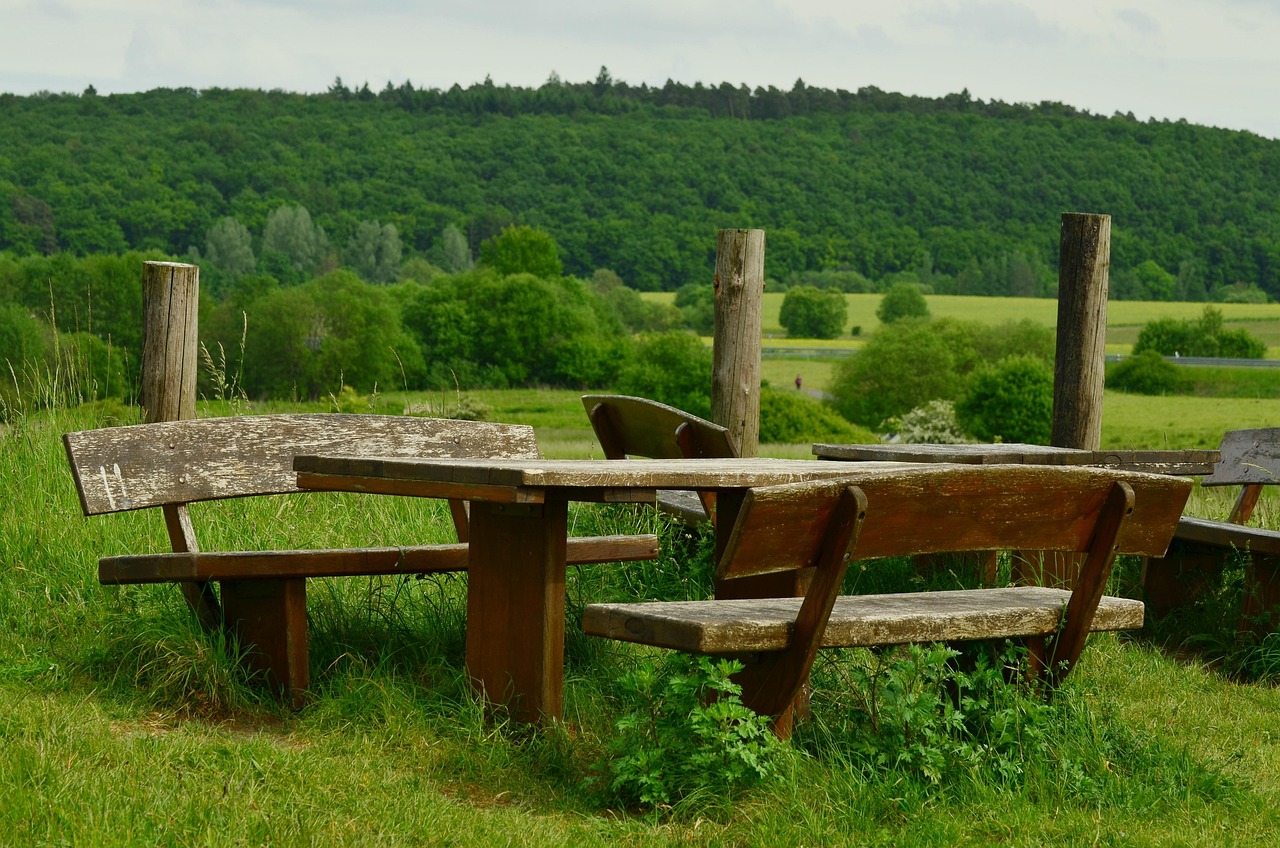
[
  {"x1": 711, "y1": 229, "x2": 766, "y2": 458},
  {"x1": 1026, "y1": 214, "x2": 1111, "y2": 589},
  {"x1": 141, "y1": 262, "x2": 201, "y2": 425},
  {"x1": 140, "y1": 261, "x2": 221, "y2": 629},
  {"x1": 1051, "y1": 213, "x2": 1110, "y2": 451}
]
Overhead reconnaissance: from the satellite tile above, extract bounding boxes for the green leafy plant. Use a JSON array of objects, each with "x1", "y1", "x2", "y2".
[
  {"x1": 955, "y1": 354, "x2": 1054, "y2": 444},
  {"x1": 1108, "y1": 350, "x2": 1191, "y2": 395},
  {"x1": 779, "y1": 285, "x2": 847, "y2": 339},
  {"x1": 758, "y1": 387, "x2": 876, "y2": 444},
  {"x1": 809, "y1": 642, "x2": 1054, "y2": 786},
  {"x1": 603, "y1": 654, "x2": 784, "y2": 808},
  {"x1": 880, "y1": 399, "x2": 971, "y2": 443},
  {"x1": 876, "y1": 281, "x2": 930, "y2": 324}
]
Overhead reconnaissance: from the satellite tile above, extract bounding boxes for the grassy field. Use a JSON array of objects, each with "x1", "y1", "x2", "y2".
[
  {"x1": 7, "y1": 389, "x2": 1280, "y2": 845},
  {"x1": 646, "y1": 292, "x2": 1280, "y2": 356}
]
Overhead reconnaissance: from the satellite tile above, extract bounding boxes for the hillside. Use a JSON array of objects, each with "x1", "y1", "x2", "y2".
[{"x1": 1, "y1": 77, "x2": 1278, "y2": 296}]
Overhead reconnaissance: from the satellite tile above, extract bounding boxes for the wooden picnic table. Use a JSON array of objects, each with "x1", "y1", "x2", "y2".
[
  {"x1": 813, "y1": 442, "x2": 1220, "y2": 476},
  {"x1": 292, "y1": 456, "x2": 930, "y2": 724}
]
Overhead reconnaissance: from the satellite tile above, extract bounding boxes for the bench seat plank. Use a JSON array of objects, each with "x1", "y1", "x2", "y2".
[
  {"x1": 584, "y1": 587, "x2": 1144, "y2": 654},
  {"x1": 100, "y1": 534, "x2": 660, "y2": 583}
]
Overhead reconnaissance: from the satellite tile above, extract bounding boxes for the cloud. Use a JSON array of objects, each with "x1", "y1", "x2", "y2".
[
  {"x1": 1115, "y1": 8, "x2": 1159, "y2": 35},
  {"x1": 920, "y1": 1, "x2": 1066, "y2": 47}
]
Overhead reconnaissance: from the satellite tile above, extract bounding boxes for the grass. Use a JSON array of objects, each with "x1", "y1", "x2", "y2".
[
  {"x1": 9, "y1": 385, "x2": 1280, "y2": 844},
  {"x1": 645, "y1": 292, "x2": 1280, "y2": 356}
]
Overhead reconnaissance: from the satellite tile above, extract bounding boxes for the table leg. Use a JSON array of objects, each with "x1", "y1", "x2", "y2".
[{"x1": 465, "y1": 497, "x2": 568, "y2": 724}]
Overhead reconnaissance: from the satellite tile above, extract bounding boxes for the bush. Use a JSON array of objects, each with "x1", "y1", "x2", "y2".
[
  {"x1": 603, "y1": 654, "x2": 784, "y2": 808},
  {"x1": 1134, "y1": 306, "x2": 1265, "y2": 359},
  {"x1": 758, "y1": 388, "x2": 877, "y2": 444},
  {"x1": 614, "y1": 331, "x2": 713, "y2": 419},
  {"x1": 955, "y1": 355, "x2": 1054, "y2": 444},
  {"x1": 1108, "y1": 350, "x2": 1191, "y2": 395},
  {"x1": 779, "y1": 285, "x2": 848, "y2": 339},
  {"x1": 876, "y1": 282, "x2": 930, "y2": 324},
  {"x1": 827, "y1": 318, "x2": 958, "y2": 428},
  {"x1": 673, "y1": 283, "x2": 713, "y2": 335},
  {"x1": 881, "y1": 400, "x2": 971, "y2": 444}
]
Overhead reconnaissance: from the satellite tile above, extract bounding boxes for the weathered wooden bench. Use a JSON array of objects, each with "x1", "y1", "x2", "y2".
[
  {"x1": 584, "y1": 464, "x2": 1190, "y2": 737},
  {"x1": 582, "y1": 394, "x2": 736, "y2": 526},
  {"x1": 64, "y1": 413, "x2": 659, "y2": 706},
  {"x1": 1142, "y1": 428, "x2": 1280, "y2": 629}
]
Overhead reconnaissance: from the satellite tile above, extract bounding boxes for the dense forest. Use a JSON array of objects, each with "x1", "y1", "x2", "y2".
[{"x1": 2, "y1": 72, "x2": 1279, "y2": 299}]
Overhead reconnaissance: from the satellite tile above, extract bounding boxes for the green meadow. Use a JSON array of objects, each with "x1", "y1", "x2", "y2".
[
  {"x1": 645, "y1": 292, "x2": 1280, "y2": 356},
  {"x1": 6, "y1": 388, "x2": 1280, "y2": 846}
]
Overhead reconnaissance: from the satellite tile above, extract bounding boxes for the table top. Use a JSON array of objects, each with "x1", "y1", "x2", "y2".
[
  {"x1": 812, "y1": 442, "x2": 1220, "y2": 476},
  {"x1": 295, "y1": 456, "x2": 913, "y2": 502}
]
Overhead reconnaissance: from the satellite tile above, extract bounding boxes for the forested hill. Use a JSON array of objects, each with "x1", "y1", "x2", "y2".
[{"x1": 2, "y1": 76, "x2": 1278, "y2": 298}]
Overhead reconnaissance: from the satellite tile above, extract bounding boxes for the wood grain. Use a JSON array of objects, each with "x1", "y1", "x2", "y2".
[{"x1": 584, "y1": 587, "x2": 1144, "y2": 653}]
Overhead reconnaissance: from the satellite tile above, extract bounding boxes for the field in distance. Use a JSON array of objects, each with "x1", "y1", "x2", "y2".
[{"x1": 641, "y1": 292, "x2": 1280, "y2": 354}]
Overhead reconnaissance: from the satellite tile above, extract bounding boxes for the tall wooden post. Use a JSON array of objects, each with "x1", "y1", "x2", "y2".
[
  {"x1": 1052, "y1": 213, "x2": 1111, "y2": 451},
  {"x1": 139, "y1": 261, "x2": 221, "y2": 631},
  {"x1": 140, "y1": 261, "x2": 200, "y2": 425},
  {"x1": 1025, "y1": 214, "x2": 1110, "y2": 590},
  {"x1": 711, "y1": 229, "x2": 766, "y2": 458}
]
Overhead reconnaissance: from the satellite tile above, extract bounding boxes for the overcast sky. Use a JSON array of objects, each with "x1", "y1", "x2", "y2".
[{"x1": 3, "y1": 1, "x2": 1279, "y2": 139}]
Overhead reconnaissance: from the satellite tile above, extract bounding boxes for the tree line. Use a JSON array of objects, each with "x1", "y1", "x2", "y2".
[{"x1": 1, "y1": 76, "x2": 1277, "y2": 298}]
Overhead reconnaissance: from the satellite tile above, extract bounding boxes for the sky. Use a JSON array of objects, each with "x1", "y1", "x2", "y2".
[{"x1": 3, "y1": 0, "x2": 1279, "y2": 139}]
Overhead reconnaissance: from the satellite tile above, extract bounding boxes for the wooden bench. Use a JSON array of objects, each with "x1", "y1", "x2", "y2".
[
  {"x1": 64, "y1": 413, "x2": 659, "y2": 706},
  {"x1": 584, "y1": 464, "x2": 1190, "y2": 737},
  {"x1": 582, "y1": 394, "x2": 736, "y2": 526},
  {"x1": 1142, "y1": 428, "x2": 1280, "y2": 629}
]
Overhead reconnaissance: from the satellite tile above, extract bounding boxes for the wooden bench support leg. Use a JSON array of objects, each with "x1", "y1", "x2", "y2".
[
  {"x1": 1046, "y1": 482, "x2": 1134, "y2": 688},
  {"x1": 1241, "y1": 553, "x2": 1280, "y2": 635},
  {"x1": 220, "y1": 578, "x2": 309, "y2": 709},
  {"x1": 466, "y1": 498, "x2": 568, "y2": 725},
  {"x1": 1140, "y1": 543, "x2": 1227, "y2": 619}
]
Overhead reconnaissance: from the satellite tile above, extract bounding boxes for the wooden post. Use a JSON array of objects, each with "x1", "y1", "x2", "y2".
[
  {"x1": 140, "y1": 261, "x2": 200, "y2": 425},
  {"x1": 1026, "y1": 214, "x2": 1110, "y2": 590},
  {"x1": 139, "y1": 262, "x2": 222, "y2": 631},
  {"x1": 711, "y1": 229, "x2": 766, "y2": 458},
  {"x1": 1052, "y1": 213, "x2": 1111, "y2": 451}
]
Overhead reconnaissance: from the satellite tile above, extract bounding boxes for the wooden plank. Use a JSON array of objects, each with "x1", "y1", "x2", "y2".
[
  {"x1": 65, "y1": 414, "x2": 540, "y2": 515},
  {"x1": 582, "y1": 395, "x2": 735, "y2": 460},
  {"x1": 98, "y1": 534, "x2": 660, "y2": 584},
  {"x1": 714, "y1": 466, "x2": 1188, "y2": 578},
  {"x1": 1174, "y1": 516, "x2": 1280, "y2": 556},
  {"x1": 583, "y1": 587, "x2": 1144, "y2": 654},
  {"x1": 813, "y1": 442, "x2": 1219, "y2": 475},
  {"x1": 295, "y1": 456, "x2": 913, "y2": 491},
  {"x1": 1201, "y1": 428, "x2": 1280, "y2": 487}
]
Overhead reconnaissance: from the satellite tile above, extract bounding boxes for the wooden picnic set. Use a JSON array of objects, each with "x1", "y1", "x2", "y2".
[{"x1": 63, "y1": 394, "x2": 1278, "y2": 736}]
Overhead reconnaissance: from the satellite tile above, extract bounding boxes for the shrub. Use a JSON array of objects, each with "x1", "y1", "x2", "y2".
[
  {"x1": 876, "y1": 282, "x2": 930, "y2": 324},
  {"x1": 673, "y1": 283, "x2": 714, "y2": 335},
  {"x1": 779, "y1": 285, "x2": 847, "y2": 339},
  {"x1": 603, "y1": 654, "x2": 784, "y2": 808},
  {"x1": 614, "y1": 331, "x2": 713, "y2": 419},
  {"x1": 827, "y1": 318, "x2": 958, "y2": 428},
  {"x1": 810, "y1": 642, "x2": 1055, "y2": 786},
  {"x1": 880, "y1": 400, "x2": 971, "y2": 444},
  {"x1": 1108, "y1": 350, "x2": 1191, "y2": 395},
  {"x1": 955, "y1": 355, "x2": 1054, "y2": 444},
  {"x1": 758, "y1": 387, "x2": 877, "y2": 444},
  {"x1": 1134, "y1": 306, "x2": 1265, "y2": 359}
]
